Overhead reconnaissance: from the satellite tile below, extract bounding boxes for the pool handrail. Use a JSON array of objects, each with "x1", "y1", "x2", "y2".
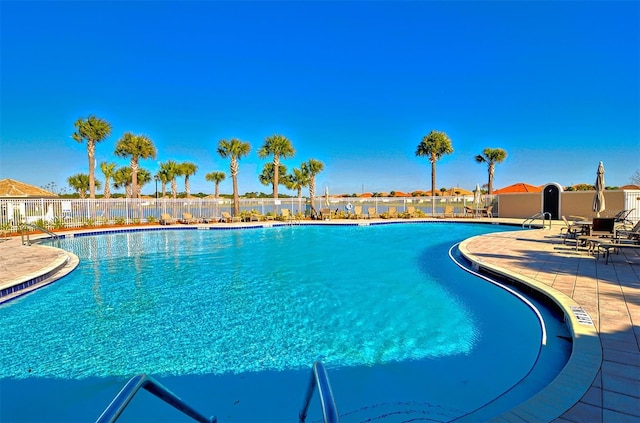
[
  {"x1": 299, "y1": 361, "x2": 340, "y2": 423},
  {"x1": 95, "y1": 373, "x2": 216, "y2": 423},
  {"x1": 522, "y1": 212, "x2": 552, "y2": 229}
]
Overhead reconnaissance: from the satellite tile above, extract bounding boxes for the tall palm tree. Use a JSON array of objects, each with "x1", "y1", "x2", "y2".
[
  {"x1": 114, "y1": 132, "x2": 157, "y2": 198},
  {"x1": 100, "y1": 162, "x2": 117, "y2": 199},
  {"x1": 68, "y1": 173, "x2": 100, "y2": 199},
  {"x1": 259, "y1": 163, "x2": 288, "y2": 191},
  {"x1": 156, "y1": 168, "x2": 171, "y2": 198},
  {"x1": 285, "y1": 166, "x2": 310, "y2": 199},
  {"x1": 257, "y1": 134, "x2": 295, "y2": 201},
  {"x1": 180, "y1": 162, "x2": 198, "y2": 198},
  {"x1": 113, "y1": 167, "x2": 133, "y2": 198},
  {"x1": 205, "y1": 171, "x2": 226, "y2": 198},
  {"x1": 72, "y1": 115, "x2": 112, "y2": 198},
  {"x1": 167, "y1": 161, "x2": 183, "y2": 198},
  {"x1": 217, "y1": 138, "x2": 251, "y2": 215},
  {"x1": 415, "y1": 130, "x2": 454, "y2": 198},
  {"x1": 159, "y1": 161, "x2": 182, "y2": 198},
  {"x1": 302, "y1": 159, "x2": 324, "y2": 217},
  {"x1": 475, "y1": 148, "x2": 507, "y2": 195}
]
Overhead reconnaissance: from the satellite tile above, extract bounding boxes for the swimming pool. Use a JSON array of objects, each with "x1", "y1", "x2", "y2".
[{"x1": 0, "y1": 223, "x2": 571, "y2": 422}]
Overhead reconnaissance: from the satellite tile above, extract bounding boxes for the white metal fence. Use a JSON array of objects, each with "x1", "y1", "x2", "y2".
[{"x1": 0, "y1": 195, "x2": 496, "y2": 232}]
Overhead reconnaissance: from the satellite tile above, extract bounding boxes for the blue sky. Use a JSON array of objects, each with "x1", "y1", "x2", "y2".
[{"x1": 1, "y1": 0, "x2": 638, "y2": 196}]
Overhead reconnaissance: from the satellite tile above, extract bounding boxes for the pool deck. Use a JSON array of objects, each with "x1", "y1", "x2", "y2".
[{"x1": 0, "y1": 218, "x2": 638, "y2": 422}]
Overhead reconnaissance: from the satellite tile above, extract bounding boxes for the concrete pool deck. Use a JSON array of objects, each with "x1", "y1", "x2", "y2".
[{"x1": 0, "y1": 219, "x2": 638, "y2": 422}]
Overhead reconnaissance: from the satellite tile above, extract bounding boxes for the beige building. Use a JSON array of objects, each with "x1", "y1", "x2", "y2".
[{"x1": 498, "y1": 183, "x2": 640, "y2": 223}]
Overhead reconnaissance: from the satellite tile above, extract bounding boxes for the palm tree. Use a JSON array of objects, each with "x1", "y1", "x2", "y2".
[
  {"x1": 114, "y1": 132, "x2": 157, "y2": 198},
  {"x1": 285, "y1": 167, "x2": 310, "y2": 199},
  {"x1": 475, "y1": 148, "x2": 507, "y2": 195},
  {"x1": 257, "y1": 134, "x2": 295, "y2": 201},
  {"x1": 100, "y1": 162, "x2": 117, "y2": 199},
  {"x1": 113, "y1": 166, "x2": 151, "y2": 198},
  {"x1": 180, "y1": 162, "x2": 198, "y2": 197},
  {"x1": 113, "y1": 167, "x2": 133, "y2": 198},
  {"x1": 167, "y1": 161, "x2": 182, "y2": 199},
  {"x1": 68, "y1": 173, "x2": 101, "y2": 199},
  {"x1": 159, "y1": 161, "x2": 182, "y2": 198},
  {"x1": 217, "y1": 138, "x2": 251, "y2": 215},
  {"x1": 156, "y1": 167, "x2": 171, "y2": 198},
  {"x1": 137, "y1": 168, "x2": 152, "y2": 194},
  {"x1": 205, "y1": 171, "x2": 226, "y2": 198},
  {"x1": 302, "y1": 159, "x2": 324, "y2": 217},
  {"x1": 72, "y1": 115, "x2": 112, "y2": 198},
  {"x1": 259, "y1": 163, "x2": 288, "y2": 192},
  {"x1": 415, "y1": 130, "x2": 454, "y2": 198}
]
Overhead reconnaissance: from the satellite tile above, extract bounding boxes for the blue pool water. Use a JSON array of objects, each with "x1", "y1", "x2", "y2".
[{"x1": 0, "y1": 223, "x2": 571, "y2": 422}]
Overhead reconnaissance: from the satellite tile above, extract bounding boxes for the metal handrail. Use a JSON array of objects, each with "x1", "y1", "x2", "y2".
[
  {"x1": 299, "y1": 361, "x2": 339, "y2": 423},
  {"x1": 20, "y1": 223, "x2": 60, "y2": 247},
  {"x1": 95, "y1": 374, "x2": 216, "y2": 423},
  {"x1": 522, "y1": 212, "x2": 551, "y2": 229}
]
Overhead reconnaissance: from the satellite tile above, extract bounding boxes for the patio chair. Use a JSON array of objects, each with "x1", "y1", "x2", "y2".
[
  {"x1": 281, "y1": 209, "x2": 293, "y2": 222},
  {"x1": 387, "y1": 207, "x2": 398, "y2": 218},
  {"x1": 404, "y1": 206, "x2": 416, "y2": 218},
  {"x1": 179, "y1": 212, "x2": 199, "y2": 224},
  {"x1": 352, "y1": 205, "x2": 364, "y2": 219},
  {"x1": 561, "y1": 215, "x2": 584, "y2": 244},
  {"x1": 613, "y1": 209, "x2": 634, "y2": 225},
  {"x1": 575, "y1": 217, "x2": 616, "y2": 252},
  {"x1": 221, "y1": 211, "x2": 241, "y2": 223},
  {"x1": 320, "y1": 208, "x2": 332, "y2": 220},
  {"x1": 159, "y1": 213, "x2": 175, "y2": 225},
  {"x1": 443, "y1": 205, "x2": 455, "y2": 218},
  {"x1": 367, "y1": 207, "x2": 377, "y2": 219},
  {"x1": 482, "y1": 205, "x2": 494, "y2": 218},
  {"x1": 615, "y1": 220, "x2": 640, "y2": 241}
]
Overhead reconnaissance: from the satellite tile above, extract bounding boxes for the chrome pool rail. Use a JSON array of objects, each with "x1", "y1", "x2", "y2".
[
  {"x1": 522, "y1": 212, "x2": 552, "y2": 229},
  {"x1": 299, "y1": 361, "x2": 339, "y2": 423},
  {"x1": 95, "y1": 374, "x2": 216, "y2": 423},
  {"x1": 21, "y1": 223, "x2": 61, "y2": 247}
]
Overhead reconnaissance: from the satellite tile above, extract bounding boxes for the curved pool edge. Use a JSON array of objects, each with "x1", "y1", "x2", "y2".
[
  {"x1": 0, "y1": 238, "x2": 79, "y2": 305},
  {"x1": 457, "y1": 232, "x2": 602, "y2": 423}
]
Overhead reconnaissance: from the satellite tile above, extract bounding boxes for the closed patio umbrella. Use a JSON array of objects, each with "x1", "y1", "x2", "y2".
[
  {"x1": 473, "y1": 184, "x2": 482, "y2": 208},
  {"x1": 592, "y1": 161, "x2": 605, "y2": 217},
  {"x1": 324, "y1": 186, "x2": 330, "y2": 208}
]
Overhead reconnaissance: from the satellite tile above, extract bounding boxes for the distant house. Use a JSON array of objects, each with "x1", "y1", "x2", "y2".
[
  {"x1": 0, "y1": 179, "x2": 57, "y2": 198},
  {"x1": 493, "y1": 183, "x2": 543, "y2": 195}
]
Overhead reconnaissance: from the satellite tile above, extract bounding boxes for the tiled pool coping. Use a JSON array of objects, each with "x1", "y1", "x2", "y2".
[{"x1": 457, "y1": 236, "x2": 602, "y2": 422}]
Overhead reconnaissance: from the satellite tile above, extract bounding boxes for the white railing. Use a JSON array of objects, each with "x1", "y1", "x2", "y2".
[
  {"x1": 623, "y1": 190, "x2": 640, "y2": 223},
  {"x1": 0, "y1": 195, "x2": 496, "y2": 233}
]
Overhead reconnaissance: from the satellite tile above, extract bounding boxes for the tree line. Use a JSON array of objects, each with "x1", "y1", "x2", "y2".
[
  {"x1": 68, "y1": 115, "x2": 509, "y2": 216},
  {"x1": 69, "y1": 115, "x2": 325, "y2": 216}
]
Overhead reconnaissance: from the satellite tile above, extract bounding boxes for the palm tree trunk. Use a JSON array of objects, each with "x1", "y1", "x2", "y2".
[
  {"x1": 171, "y1": 179, "x2": 177, "y2": 199},
  {"x1": 273, "y1": 156, "x2": 279, "y2": 214},
  {"x1": 431, "y1": 155, "x2": 436, "y2": 197},
  {"x1": 185, "y1": 176, "x2": 191, "y2": 198},
  {"x1": 231, "y1": 158, "x2": 239, "y2": 215},
  {"x1": 309, "y1": 176, "x2": 316, "y2": 216},
  {"x1": 104, "y1": 177, "x2": 111, "y2": 199},
  {"x1": 488, "y1": 163, "x2": 495, "y2": 195},
  {"x1": 131, "y1": 159, "x2": 139, "y2": 199},
  {"x1": 273, "y1": 156, "x2": 279, "y2": 199},
  {"x1": 88, "y1": 141, "x2": 96, "y2": 199},
  {"x1": 215, "y1": 182, "x2": 220, "y2": 198}
]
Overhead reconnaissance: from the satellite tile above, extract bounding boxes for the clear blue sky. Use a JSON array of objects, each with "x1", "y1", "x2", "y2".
[{"x1": 1, "y1": 0, "x2": 638, "y2": 196}]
